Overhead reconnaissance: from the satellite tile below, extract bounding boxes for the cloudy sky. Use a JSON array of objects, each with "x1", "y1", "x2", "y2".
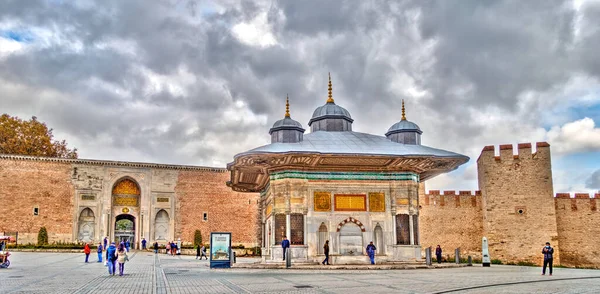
[{"x1": 1, "y1": 0, "x2": 599, "y2": 195}]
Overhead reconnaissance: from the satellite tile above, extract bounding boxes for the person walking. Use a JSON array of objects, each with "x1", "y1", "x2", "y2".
[
  {"x1": 176, "y1": 238, "x2": 182, "y2": 255},
  {"x1": 281, "y1": 236, "x2": 290, "y2": 261},
  {"x1": 196, "y1": 244, "x2": 201, "y2": 259},
  {"x1": 542, "y1": 242, "x2": 554, "y2": 276},
  {"x1": 154, "y1": 241, "x2": 159, "y2": 254},
  {"x1": 171, "y1": 241, "x2": 176, "y2": 256},
  {"x1": 83, "y1": 243, "x2": 91, "y2": 263},
  {"x1": 366, "y1": 241, "x2": 377, "y2": 265},
  {"x1": 106, "y1": 242, "x2": 117, "y2": 275},
  {"x1": 97, "y1": 242, "x2": 103, "y2": 263},
  {"x1": 322, "y1": 240, "x2": 330, "y2": 265},
  {"x1": 125, "y1": 239, "x2": 130, "y2": 252},
  {"x1": 142, "y1": 238, "x2": 147, "y2": 250},
  {"x1": 201, "y1": 244, "x2": 208, "y2": 260},
  {"x1": 116, "y1": 244, "x2": 128, "y2": 276},
  {"x1": 166, "y1": 242, "x2": 171, "y2": 255},
  {"x1": 435, "y1": 245, "x2": 443, "y2": 264},
  {"x1": 103, "y1": 237, "x2": 108, "y2": 251}
]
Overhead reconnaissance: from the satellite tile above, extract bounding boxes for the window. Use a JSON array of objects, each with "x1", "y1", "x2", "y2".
[
  {"x1": 274, "y1": 214, "x2": 286, "y2": 245},
  {"x1": 33, "y1": 207, "x2": 39, "y2": 216},
  {"x1": 290, "y1": 214, "x2": 304, "y2": 245},
  {"x1": 412, "y1": 214, "x2": 419, "y2": 245},
  {"x1": 396, "y1": 214, "x2": 410, "y2": 245},
  {"x1": 203, "y1": 212, "x2": 208, "y2": 221}
]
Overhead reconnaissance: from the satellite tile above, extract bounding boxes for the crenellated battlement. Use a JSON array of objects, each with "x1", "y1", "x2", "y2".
[
  {"x1": 555, "y1": 193, "x2": 599, "y2": 199},
  {"x1": 555, "y1": 192, "x2": 598, "y2": 212},
  {"x1": 477, "y1": 142, "x2": 551, "y2": 162},
  {"x1": 420, "y1": 190, "x2": 481, "y2": 208}
]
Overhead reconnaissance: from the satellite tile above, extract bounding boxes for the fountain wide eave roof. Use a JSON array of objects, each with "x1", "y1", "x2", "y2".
[{"x1": 227, "y1": 131, "x2": 469, "y2": 192}]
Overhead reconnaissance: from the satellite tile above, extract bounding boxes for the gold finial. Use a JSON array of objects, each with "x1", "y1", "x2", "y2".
[
  {"x1": 401, "y1": 99, "x2": 406, "y2": 120},
  {"x1": 326, "y1": 72, "x2": 334, "y2": 103},
  {"x1": 285, "y1": 94, "x2": 290, "y2": 118}
]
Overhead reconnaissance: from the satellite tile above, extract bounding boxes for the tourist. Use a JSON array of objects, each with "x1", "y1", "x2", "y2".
[
  {"x1": 542, "y1": 242, "x2": 554, "y2": 276},
  {"x1": 281, "y1": 236, "x2": 290, "y2": 261},
  {"x1": 97, "y1": 242, "x2": 103, "y2": 263},
  {"x1": 103, "y1": 237, "x2": 108, "y2": 251},
  {"x1": 366, "y1": 241, "x2": 377, "y2": 265},
  {"x1": 154, "y1": 241, "x2": 159, "y2": 254},
  {"x1": 142, "y1": 238, "x2": 147, "y2": 250},
  {"x1": 201, "y1": 244, "x2": 208, "y2": 260},
  {"x1": 125, "y1": 239, "x2": 130, "y2": 252},
  {"x1": 176, "y1": 238, "x2": 181, "y2": 255},
  {"x1": 196, "y1": 243, "x2": 201, "y2": 259},
  {"x1": 171, "y1": 241, "x2": 176, "y2": 256},
  {"x1": 322, "y1": 240, "x2": 330, "y2": 265},
  {"x1": 83, "y1": 243, "x2": 91, "y2": 263},
  {"x1": 166, "y1": 242, "x2": 171, "y2": 255},
  {"x1": 106, "y1": 242, "x2": 117, "y2": 275},
  {"x1": 436, "y1": 245, "x2": 443, "y2": 263},
  {"x1": 116, "y1": 244, "x2": 128, "y2": 276}
]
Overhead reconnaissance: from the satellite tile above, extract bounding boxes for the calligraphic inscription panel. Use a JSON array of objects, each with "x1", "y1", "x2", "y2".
[
  {"x1": 369, "y1": 192, "x2": 385, "y2": 212},
  {"x1": 81, "y1": 194, "x2": 95, "y2": 201},
  {"x1": 113, "y1": 195, "x2": 138, "y2": 207},
  {"x1": 112, "y1": 179, "x2": 140, "y2": 195},
  {"x1": 334, "y1": 194, "x2": 366, "y2": 211},
  {"x1": 291, "y1": 198, "x2": 304, "y2": 205},
  {"x1": 156, "y1": 197, "x2": 169, "y2": 203},
  {"x1": 314, "y1": 192, "x2": 331, "y2": 212}
]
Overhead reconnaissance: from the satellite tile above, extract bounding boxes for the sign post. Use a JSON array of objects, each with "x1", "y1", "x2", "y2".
[{"x1": 210, "y1": 232, "x2": 232, "y2": 269}]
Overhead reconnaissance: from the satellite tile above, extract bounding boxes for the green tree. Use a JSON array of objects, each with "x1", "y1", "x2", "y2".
[
  {"x1": 37, "y1": 226, "x2": 48, "y2": 245},
  {"x1": 194, "y1": 229, "x2": 202, "y2": 247},
  {"x1": 0, "y1": 114, "x2": 78, "y2": 158}
]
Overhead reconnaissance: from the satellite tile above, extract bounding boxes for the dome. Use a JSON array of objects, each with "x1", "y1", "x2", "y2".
[
  {"x1": 385, "y1": 120, "x2": 422, "y2": 135},
  {"x1": 308, "y1": 102, "x2": 353, "y2": 126},
  {"x1": 308, "y1": 73, "x2": 354, "y2": 132},
  {"x1": 386, "y1": 100, "x2": 422, "y2": 145},
  {"x1": 269, "y1": 97, "x2": 305, "y2": 143},
  {"x1": 269, "y1": 117, "x2": 305, "y2": 134}
]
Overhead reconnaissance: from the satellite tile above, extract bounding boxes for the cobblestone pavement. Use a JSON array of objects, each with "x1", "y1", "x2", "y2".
[{"x1": 1, "y1": 252, "x2": 599, "y2": 293}]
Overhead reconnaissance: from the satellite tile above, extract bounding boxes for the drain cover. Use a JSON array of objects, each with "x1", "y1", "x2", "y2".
[
  {"x1": 9, "y1": 276, "x2": 23, "y2": 278},
  {"x1": 294, "y1": 285, "x2": 313, "y2": 289}
]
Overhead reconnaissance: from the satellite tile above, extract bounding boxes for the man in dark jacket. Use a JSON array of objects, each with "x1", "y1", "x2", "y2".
[
  {"x1": 542, "y1": 242, "x2": 554, "y2": 276},
  {"x1": 281, "y1": 236, "x2": 290, "y2": 261},
  {"x1": 435, "y1": 245, "x2": 443, "y2": 263},
  {"x1": 322, "y1": 240, "x2": 330, "y2": 265}
]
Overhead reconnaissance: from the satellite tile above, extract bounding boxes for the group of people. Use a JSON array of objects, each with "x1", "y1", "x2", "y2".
[
  {"x1": 165, "y1": 240, "x2": 181, "y2": 255},
  {"x1": 81, "y1": 237, "x2": 130, "y2": 276}
]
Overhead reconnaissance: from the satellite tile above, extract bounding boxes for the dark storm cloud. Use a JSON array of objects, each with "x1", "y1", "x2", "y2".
[
  {"x1": 0, "y1": 0, "x2": 598, "y2": 188},
  {"x1": 586, "y1": 169, "x2": 600, "y2": 189}
]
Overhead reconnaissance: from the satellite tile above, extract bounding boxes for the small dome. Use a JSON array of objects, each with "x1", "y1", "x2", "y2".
[
  {"x1": 269, "y1": 96, "x2": 305, "y2": 143},
  {"x1": 308, "y1": 102, "x2": 353, "y2": 126},
  {"x1": 385, "y1": 120, "x2": 422, "y2": 135},
  {"x1": 269, "y1": 117, "x2": 304, "y2": 134}
]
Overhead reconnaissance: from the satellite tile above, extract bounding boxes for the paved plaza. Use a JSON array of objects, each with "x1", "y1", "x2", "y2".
[{"x1": 0, "y1": 252, "x2": 599, "y2": 293}]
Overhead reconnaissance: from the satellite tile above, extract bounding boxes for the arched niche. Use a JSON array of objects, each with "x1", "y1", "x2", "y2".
[
  {"x1": 78, "y1": 208, "x2": 95, "y2": 243},
  {"x1": 339, "y1": 222, "x2": 363, "y2": 256},
  {"x1": 154, "y1": 209, "x2": 169, "y2": 241},
  {"x1": 373, "y1": 223, "x2": 384, "y2": 254},
  {"x1": 318, "y1": 222, "x2": 328, "y2": 254}
]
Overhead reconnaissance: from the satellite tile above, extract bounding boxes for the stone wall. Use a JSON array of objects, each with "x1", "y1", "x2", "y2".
[
  {"x1": 419, "y1": 190, "x2": 483, "y2": 259},
  {"x1": 555, "y1": 193, "x2": 600, "y2": 268},
  {"x1": 175, "y1": 170, "x2": 260, "y2": 247},
  {"x1": 477, "y1": 143, "x2": 560, "y2": 265},
  {"x1": 0, "y1": 158, "x2": 74, "y2": 244}
]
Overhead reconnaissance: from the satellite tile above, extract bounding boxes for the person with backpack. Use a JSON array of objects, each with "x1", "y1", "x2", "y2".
[
  {"x1": 106, "y1": 242, "x2": 117, "y2": 275},
  {"x1": 366, "y1": 241, "x2": 377, "y2": 265}
]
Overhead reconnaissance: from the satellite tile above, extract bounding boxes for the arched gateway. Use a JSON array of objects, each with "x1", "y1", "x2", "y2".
[{"x1": 111, "y1": 178, "x2": 140, "y2": 246}]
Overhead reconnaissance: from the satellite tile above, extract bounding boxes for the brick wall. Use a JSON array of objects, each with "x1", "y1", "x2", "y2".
[
  {"x1": 477, "y1": 143, "x2": 560, "y2": 265},
  {"x1": 419, "y1": 190, "x2": 483, "y2": 259},
  {"x1": 555, "y1": 193, "x2": 600, "y2": 268},
  {"x1": 175, "y1": 170, "x2": 260, "y2": 247},
  {"x1": 0, "y1": 158, "x2": 74, "y2": 243}
]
